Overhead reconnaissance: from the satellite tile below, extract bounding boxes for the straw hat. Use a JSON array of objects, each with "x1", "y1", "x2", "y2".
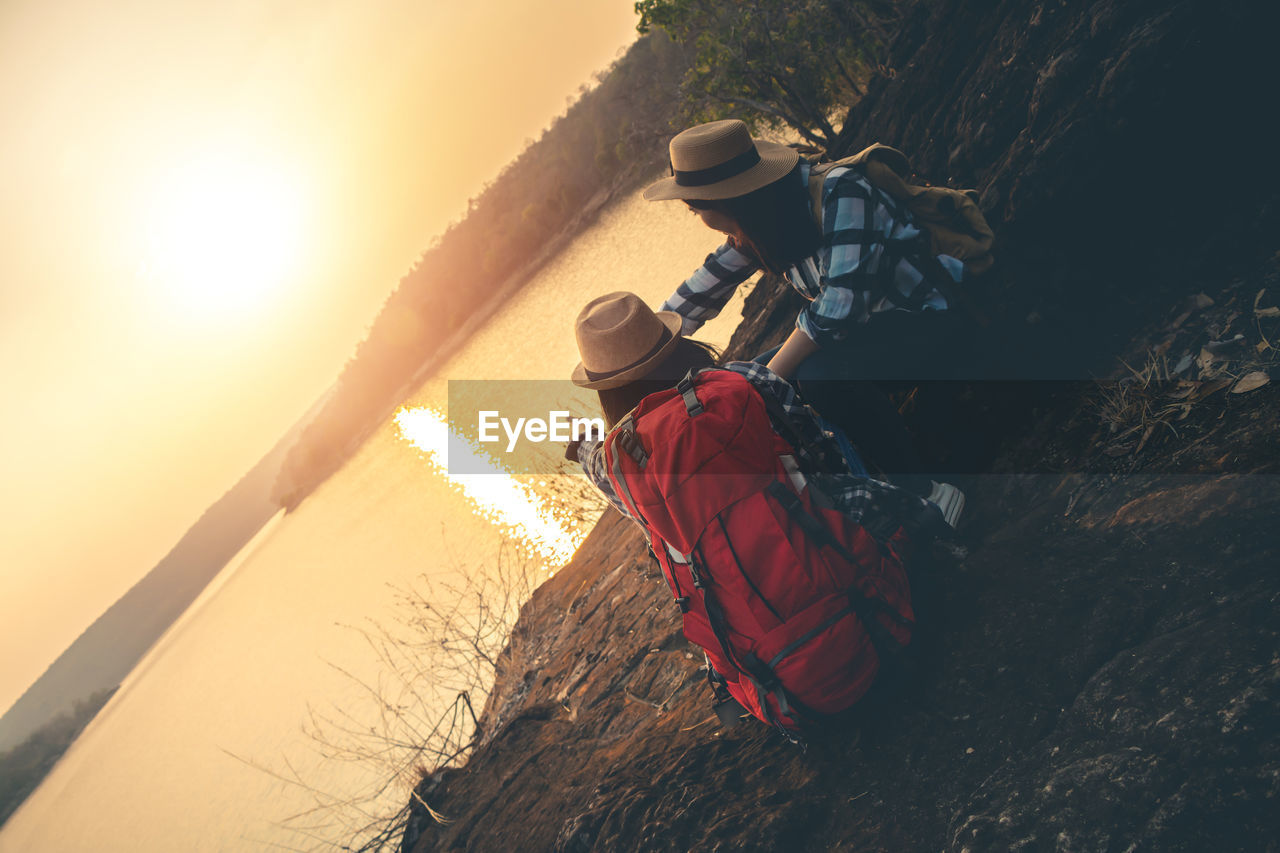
[
  {"x1": 643, "y1": 119, "x2": 800, "y2": 202},
  {"x1": 571, "y1": 292, "x2": 683, "y2": 390}
]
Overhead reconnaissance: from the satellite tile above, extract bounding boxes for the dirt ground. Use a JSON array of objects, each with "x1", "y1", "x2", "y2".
[{"x1": 403, "y1": 1, "x2": 1280, "y2": 850}]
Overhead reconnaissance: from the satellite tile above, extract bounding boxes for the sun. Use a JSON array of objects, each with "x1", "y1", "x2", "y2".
[{"x1": 139, "y1": 147, "x2": 308, "y2": 322}]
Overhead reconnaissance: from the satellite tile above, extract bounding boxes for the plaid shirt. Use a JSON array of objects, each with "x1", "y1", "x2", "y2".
[
  {"x1": 576, "y1": 361, "x2": 930, "y2": 527},
  {"x1": 660, "y1": 163, "x2": 963, "y2": 348}
]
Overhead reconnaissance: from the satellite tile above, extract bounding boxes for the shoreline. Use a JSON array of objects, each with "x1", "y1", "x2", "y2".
[{"x1": 281, "y1": 169, "x2": 658, "y2": 514}]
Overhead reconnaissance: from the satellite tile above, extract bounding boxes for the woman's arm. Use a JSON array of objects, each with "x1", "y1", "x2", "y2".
[
  {"x1": 765, "y1": 326, "x2": 820, "y2": 380},
  {"x1": 661, "y1": 242, "x2": 759, "y2": 334}
]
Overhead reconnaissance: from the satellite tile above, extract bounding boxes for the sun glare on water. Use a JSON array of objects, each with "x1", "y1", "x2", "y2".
[
  {"x1": 137, "y1": 146, "x2": 308, "y2": 322},
  {"x1": 395, "y1": 406, "x2": 585, "y2": 564}
]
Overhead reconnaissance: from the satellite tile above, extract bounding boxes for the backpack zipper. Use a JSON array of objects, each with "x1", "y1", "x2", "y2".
[{"x1": 703, "y1": 523, "x2": 786, "y2": 625}]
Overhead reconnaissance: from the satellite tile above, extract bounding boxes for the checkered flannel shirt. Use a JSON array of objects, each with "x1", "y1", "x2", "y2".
[{"x1": 660, "y1": 163, "x2": 962, "y2": 348}]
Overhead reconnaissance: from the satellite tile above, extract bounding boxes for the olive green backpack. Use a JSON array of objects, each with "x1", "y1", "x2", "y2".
[{"x1": 808, "y1": 144, "x2": 995, "y2": 319}]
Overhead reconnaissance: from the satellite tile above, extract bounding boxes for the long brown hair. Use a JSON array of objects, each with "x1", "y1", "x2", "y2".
[
  {"x1": 597, "y1": 338, "x2": 720, "y2": 428},
  {"x1": 686, "y1": 162, "x2": 822, "y2": 274}
]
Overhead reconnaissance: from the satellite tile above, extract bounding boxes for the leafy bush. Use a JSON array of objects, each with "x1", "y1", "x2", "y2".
[{"x1": 635, "y1": 0, "x2": 900, "y2": 147}]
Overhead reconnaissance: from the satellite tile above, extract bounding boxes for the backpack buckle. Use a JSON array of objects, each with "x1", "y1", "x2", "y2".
[
  {"x1": 687, "y1": 558, "x2": 705, "y2": 589},
  {"x1": 704, "y1": 656, "x2": 740, "y2": 728},
  {"x1": 741, "y1": 653, "x2": 781, "y2": 691},
  {"x1": 713, "y1": 697, "x2": 743, "y2": 728},
  {"x1": 616, "y1": 428, "x2": 648, "y2": 468},
  {"x1": 677, "y1": 371, "x2": 704, "y2": 417}
]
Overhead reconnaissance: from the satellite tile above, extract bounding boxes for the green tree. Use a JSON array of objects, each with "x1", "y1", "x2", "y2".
[{"x1": 635, "y1": 0, "x2": 898, "y2": 148}]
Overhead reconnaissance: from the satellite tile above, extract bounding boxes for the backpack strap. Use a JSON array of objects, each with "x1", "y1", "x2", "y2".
[
  {"x1": 806, "y1": 144, "x2": 912, "y2": 225},
  {"x1": 606, "y1": 414, "x2": 650, "y2": 524},
  {"x1": 757, "y1": 386, "x2": 823, "y2": 462},
  {"x1": 615, "y1": 427, "x2": 649, "y2": 468},
  {"x1": 807, "y1": 163, "x2": 829, "y2": 225},
  {"x1": 910, "y1": 246, "x2": 992, "y2": 328}
]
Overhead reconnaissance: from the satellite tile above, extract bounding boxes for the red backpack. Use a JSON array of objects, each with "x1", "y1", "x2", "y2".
[{"x1": 603, "y1": 368, "x2": 915, "y2": 733}]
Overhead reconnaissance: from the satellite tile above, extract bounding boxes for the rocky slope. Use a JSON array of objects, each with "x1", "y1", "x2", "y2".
[{"x1": 403, "y1": 1, "x2": 1280, "y2": 849}]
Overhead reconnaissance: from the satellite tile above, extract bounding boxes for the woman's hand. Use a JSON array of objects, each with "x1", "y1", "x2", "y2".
[{"x1": 765, "y1": 327, "x2": 820, "y2": 380}]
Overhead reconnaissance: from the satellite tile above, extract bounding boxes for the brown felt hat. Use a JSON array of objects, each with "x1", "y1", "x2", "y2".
[
  {"x1": 570, "y1": 292, "x2": 683, "y2": 390},
  {"x1": 643, "y1": 119, "x2": 800, "y2": 202}
]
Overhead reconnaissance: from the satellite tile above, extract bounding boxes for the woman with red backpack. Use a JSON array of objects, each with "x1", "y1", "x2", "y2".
[
  {"x1": 565, "y1": 291, "x2": 946, "y2": 734},
  {"x1": 643, "y1": 119, "x2": 972, "y2": 520}
]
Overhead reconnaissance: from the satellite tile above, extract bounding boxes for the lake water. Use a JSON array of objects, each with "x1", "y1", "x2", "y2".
[{"x1": 0, "y1": 190, "x2": 753, "y2": 852}]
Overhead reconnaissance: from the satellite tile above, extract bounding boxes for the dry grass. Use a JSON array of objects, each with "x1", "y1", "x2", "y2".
[
  {"x1": 228, "y1": 541, "x2": 542, "y2": 852},
  {"x1": 1095, "y1": 353, "x2": 1187, "y2": 456},
  {"x1": 1094, "y1": 287, "x2": 1278, "y2": 459}
]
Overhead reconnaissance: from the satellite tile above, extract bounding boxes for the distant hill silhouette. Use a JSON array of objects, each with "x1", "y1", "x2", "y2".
[
  {"x1": 0, "y1": 392, "x2": 327, "y2": 751},
  {"x1": 0, "y1": 687, "x2": 116, "y2": 827}
]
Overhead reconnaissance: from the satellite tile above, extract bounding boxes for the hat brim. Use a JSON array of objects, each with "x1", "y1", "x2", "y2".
[
  {"x1": 570, "y1": 311, "x2": 684, "y2": 390},
  {"x1": 642, "y1": 140, "x2": 801, "y2": 202}
]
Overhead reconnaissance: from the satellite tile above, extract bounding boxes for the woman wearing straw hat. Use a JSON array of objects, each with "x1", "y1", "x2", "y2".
[
  {"x1": 569, "y1": 292, "x2": 950, "y2": 733},
  {"x1": 565, "y1": 291, "x2": 950, "y2": 525},
  {"x1": 643, "y1": 119, "x2": 969, "y2": 511}
]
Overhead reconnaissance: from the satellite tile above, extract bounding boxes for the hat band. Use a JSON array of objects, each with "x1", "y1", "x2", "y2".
[
  {"x1": 583, "y1": 328, "x2": 674, "y2": 381},
  {"x1": 673, "y1": 147, "x2": 761, "y2": 187}
]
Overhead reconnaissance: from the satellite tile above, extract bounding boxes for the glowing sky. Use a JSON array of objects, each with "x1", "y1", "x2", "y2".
[{"x1": 0, "y1": 0, "x2": 639, "y2": 717}]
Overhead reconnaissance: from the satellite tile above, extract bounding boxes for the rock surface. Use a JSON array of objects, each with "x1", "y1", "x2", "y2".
[{"x1": 404, "y1": 1, "x2": 1280, "y2": 849}]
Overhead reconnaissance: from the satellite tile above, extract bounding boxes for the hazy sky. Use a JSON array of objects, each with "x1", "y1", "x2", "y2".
[{"x1": 0, "y1": 0, "x2": 640, "y2": 716}]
